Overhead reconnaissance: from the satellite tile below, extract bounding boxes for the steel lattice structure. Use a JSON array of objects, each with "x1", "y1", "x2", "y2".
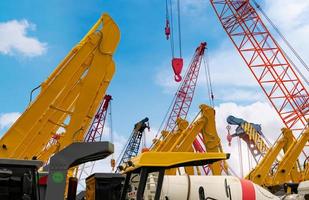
[
  {"x1": 84, "y1": 95, "x2": 112, "y2": 142},
  {"x1": 162, "y1": 42, "x2": 212, "y2": 174},
  {"x1": 116, "y1": 117, "x2": 149, "y2": 172},
  {"x1": 164, "y1": 42, "x2": 207, "y2": 132},
  {"x1": 77, "y1": 95, "x2": 112, "y2": 188},
  {"x1": 210, "y1": 0, "x2": 309, "y2": 131}
]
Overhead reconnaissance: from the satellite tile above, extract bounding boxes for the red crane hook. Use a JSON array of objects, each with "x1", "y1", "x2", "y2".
[{"x1": 172, "y1": 58, "x2": 183, "y2": 82}]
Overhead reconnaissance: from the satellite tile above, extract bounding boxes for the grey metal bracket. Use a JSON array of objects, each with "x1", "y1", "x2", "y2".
[{"x1": 45, "y1": 141, "x2": 114, "y2": 200}]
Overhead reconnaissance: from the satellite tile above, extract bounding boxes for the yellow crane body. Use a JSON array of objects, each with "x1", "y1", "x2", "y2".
[
  {"x1": 241, "y1": 122, "x2": 269, "y2": 157},
  {"x1": 199, "y1": 105, "x2": 227, "y2": 175},
  {"x1": 272, "y1": 128, "x2": 309, "y2": 185},
  {"x1": 246, "y1": 128, "x2": 293, "y2": 185},
  {"x1": 246, "y1": 128, "x2": 305, "y2": 187},
  {"x1": 121, "y1": 151, "x2": 229, "y2": 174},
  {"x1": 150, "y1": 104, "x2": 228, "y2": 175},
  {"x1": 0, "y1": 14, "x2": 120, "y2": 164}
]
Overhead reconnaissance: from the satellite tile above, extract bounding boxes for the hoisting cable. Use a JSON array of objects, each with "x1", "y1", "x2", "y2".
[
  {"x1": 252, "y1": 1, "x2": 309, "y2": 158},
  {"x1": 152, "y1": 60, "x2": 193, "y2": 147},
  {"x1": 152, "y1": 93, "x2": 177, "y2": 142},
  {"x1": 203, "y1": 51, "x2": 215, "y2": 108},
  {"x1": 165, "y1": 0, "x2": 170, "y2": 40},
  {"x1": 203, "y1": 56, "x2": 212, "y2": 106},
  {"x1": 165, "y1": 0, "x2": 175, "y2": 57},
  {"x1": 165, "y1": 0, "x2": 184, "y2": 82},
  {"x1": 250, "y1": 2, "x2": 309, "y2": 129},
  {"x1": 177, "y1": 0, "x2": 182, "y2": 58},
  {"x1": 252, "y1": 0, "x2": 309, "y2": 85}
]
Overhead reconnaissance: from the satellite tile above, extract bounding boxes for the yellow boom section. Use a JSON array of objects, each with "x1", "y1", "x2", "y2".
[
  {"x1": 150, "y1": 104, "x2": 228, "y2": 175},
  {"x1": 246, "y1": 128, "x2": 295, "y2": 186},
  {"x1": 0, "y1": 14, "x2": 120, "y2": 163},
  {"x1": 272, "y1": 128, "x2": 309, "y2": 185}
]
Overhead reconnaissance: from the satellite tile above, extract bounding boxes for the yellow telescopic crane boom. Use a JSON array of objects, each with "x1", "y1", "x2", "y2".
[
  {"x1": 227, "y1": 117, "x2": 301, "y2": 185},
  {"x1": 272, "y1": 127, "x2": 309, "y2": 186},
  {"x1": 246, "y1": 128, "x2": 299, "y2": 186},
  {"x1": 151, "y1": 104, "x2": 228, "y2": 175},
  {"x1": 0, "y1": 14, "x2": 120, "y2": 163}
]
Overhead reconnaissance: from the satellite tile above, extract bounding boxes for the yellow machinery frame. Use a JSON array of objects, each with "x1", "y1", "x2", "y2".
[{"x1": 0, "y1": 14, "x2": 120, "y2": 164}]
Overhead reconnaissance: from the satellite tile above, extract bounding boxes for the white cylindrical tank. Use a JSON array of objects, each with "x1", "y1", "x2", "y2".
[
  {"x1": 160, "y1": 175, "x2": 280, "y2": 200},
  {"x1": 298, "y1": 181, "x2": 309, "y2": 195}
]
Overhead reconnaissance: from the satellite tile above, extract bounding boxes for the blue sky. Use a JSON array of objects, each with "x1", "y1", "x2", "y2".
[
  {"x1": 0, "y1": 0, "x2": 308, "y2": 175},
  {"x1": 0, "y1": 0, "x2": 233, "y2": 135}
]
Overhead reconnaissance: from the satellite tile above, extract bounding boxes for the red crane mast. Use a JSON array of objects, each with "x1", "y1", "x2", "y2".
[
  {"x1": 77, "y1": 94, "x2": 112, "y2": 188},
  {"x1": 160, "y1": 42, "x2": 213, "y2": 174},
  {"x1": 210, "y1": 0, "x2": 309, "y2": 131},
  {"x1": 164, "y1": 42, "x2": 207, "y2": 132},
  {"x1": 84, "y1": 94, "x2": 112, "y2": 142}
]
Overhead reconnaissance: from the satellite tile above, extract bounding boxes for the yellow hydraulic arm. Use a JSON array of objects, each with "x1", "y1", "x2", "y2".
[
  {"x1": 151, "y1": 104, "x2": 228, "y2": 175},
  {"x1": 200, "y1": 105, "x2": 228, "y2": 175},
  {"x1": 246, "y1": 128, "x2": 296, "y2": 186},
  {"x1": 272, "y1": 128, "x2": 309, "y2": 185},
  {"x1": 0, "y1": 14, "x2": 120, "y2": 163},
  {"x1": 152, "y1": 105, "x2": 214, "y2": 152}
]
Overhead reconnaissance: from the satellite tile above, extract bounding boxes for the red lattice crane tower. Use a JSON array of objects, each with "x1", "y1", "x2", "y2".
[
  {"x1": 84, "y1": 94, "x2": 112, "y2": 142},
  {"x1": 77, "y1": 94, "x2": 112, "y2": 189},
  {"x1": 210, "y1": 0, "x2": 309, "y2": 132},
  {"x1": 164, "y1": 42, "x2": 207, "y2": 132},
  {"x1": 161, "y1": 42, "x2": 214, "y2": 174}
]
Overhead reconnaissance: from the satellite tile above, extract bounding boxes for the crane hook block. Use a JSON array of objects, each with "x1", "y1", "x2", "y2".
[
  {"x1": 172, "y1": 58, "x2": 183, "y2": 82},
  {"x1": 227, "y1": 132, "x2": 233, "y2": 146},
  {"x1": 165, "y1": 20, "x2": 170, "y2": 40}
]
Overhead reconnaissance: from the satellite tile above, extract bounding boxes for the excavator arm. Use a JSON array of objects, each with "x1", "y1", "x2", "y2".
[
  {"x1": 200, "y1": 105, "x2": 227, "y2": 175},
  {"x1": 272, "y1": 128, "x2": 309, "y2": 185},
  {"x1": 150, "y1": 104, "x2": 228, "y2": 175},
  {"x1": 0, "y1": 14, "x2": 120, "y2": 163},
  {"x1": 246, "y1": 128, "x2": 295, "y2": 186}
]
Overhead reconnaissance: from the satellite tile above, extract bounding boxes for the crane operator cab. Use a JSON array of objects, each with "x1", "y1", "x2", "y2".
[{"x1": 0, "y1": 159, "x2": 42, "y2": 200}]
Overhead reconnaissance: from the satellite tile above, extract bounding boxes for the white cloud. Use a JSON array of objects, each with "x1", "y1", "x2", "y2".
[
  {"x1": 207, "y1": 42, "x2": 256, "y2": 87},
  {"x1": 155, "y1": 65, "x2": 178, "y2": 93},
  {"x1": 215, "y1": 88, "x2": 265, "y2": 102},
  {"x1": 0, "y1": 112, "x2": 21, "y2": 130},
  {"x1": 0, "y1": 20, "x2": 47, "y2": 57},
  {"x1": 265, "y1": 0, "x2": 309, "y2": 30},
  {"x1": 180, "y1": 0, "x2": 207, "y2": 16},
  {"x1": 145, "y1": 126, "x2": 159, "y2": 148},
  {"x1": 263, "y1": 0, "x2": 309, "y2": 80},
  {"x1": 215, "y1": 101, "x2": 283, "y2": 144}
]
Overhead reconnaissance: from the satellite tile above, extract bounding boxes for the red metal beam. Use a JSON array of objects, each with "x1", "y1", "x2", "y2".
[
  {"x1": 210, "y1": 0, "x2": 309, "y2": 131},
  {"x1": 164, "y1": 42, "x2": 207, "y2": 132}
]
